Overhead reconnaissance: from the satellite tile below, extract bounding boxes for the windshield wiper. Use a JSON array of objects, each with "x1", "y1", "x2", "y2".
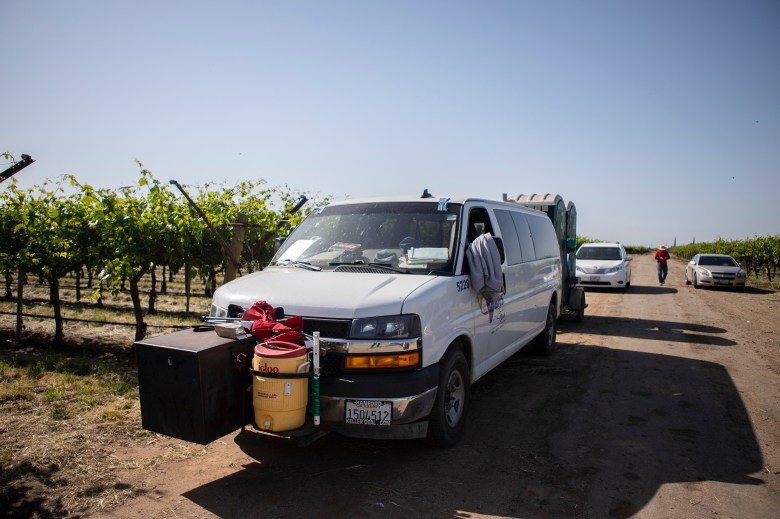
[
  {"x1": 367, "y1": 262, "x2": 411, "y2": 274},
  {"x1": 276, "y1": 259, "x2": 322, "y2": 271}
]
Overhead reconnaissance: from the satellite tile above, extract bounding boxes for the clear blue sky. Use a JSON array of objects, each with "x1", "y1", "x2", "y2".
[{"x1": 2, "y1": 0, "x2": 778, "y2": 247}]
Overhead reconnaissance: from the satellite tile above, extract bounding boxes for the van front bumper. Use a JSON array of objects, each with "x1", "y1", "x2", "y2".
[{"x1": 318, "y1": 365, "x2": 440, "y2": 440}]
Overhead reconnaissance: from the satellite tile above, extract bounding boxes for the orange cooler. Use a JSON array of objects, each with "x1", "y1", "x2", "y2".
[{"x1": 252, "y1": 341, "x2": 309, "y2": 432}]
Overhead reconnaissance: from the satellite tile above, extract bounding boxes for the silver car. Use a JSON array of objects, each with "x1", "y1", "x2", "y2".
[
  {"x1": 575, "y1": 242, "x2": 632, "y2": 290},
  {"x1": 684, "y1": 254, "x2": 747, "y2": 290}
]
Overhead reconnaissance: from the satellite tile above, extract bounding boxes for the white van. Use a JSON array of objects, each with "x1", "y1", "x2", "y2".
[{"x1": 209, "y1": 193, "x2": 562, "y2": 446}]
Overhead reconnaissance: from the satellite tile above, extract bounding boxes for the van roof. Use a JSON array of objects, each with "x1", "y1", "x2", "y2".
[{"x1": 326, "y1": 194, "x2": 539, "y2": 208}]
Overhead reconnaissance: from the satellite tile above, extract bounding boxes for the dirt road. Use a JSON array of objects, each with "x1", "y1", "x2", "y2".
[{"x1": 96, "y1": 254, "x2": 780, "y2": 519}]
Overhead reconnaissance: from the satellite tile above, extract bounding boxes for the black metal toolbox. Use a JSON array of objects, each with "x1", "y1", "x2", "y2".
[{"x1": 134, "y1": 328, "x2": 257, "y2": 445}]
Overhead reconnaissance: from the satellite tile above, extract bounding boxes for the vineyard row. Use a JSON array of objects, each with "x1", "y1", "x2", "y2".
[
  {"x1": 1, "y1": 165, "x2": 325, "y2": 345},
  {"x1": 670, "y1": 236, "x2": 780, "y2": 281}
]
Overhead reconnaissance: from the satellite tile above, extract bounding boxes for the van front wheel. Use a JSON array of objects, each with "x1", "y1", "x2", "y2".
[
  {"x1": 426, "y1": 348, "x2": 470, "y2": 447},
  {"x1": 532, "y1": 301, "x2": 557, "y2": 356}
]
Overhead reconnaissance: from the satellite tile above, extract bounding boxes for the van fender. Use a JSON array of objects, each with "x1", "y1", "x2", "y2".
[{"x1": 432, "y1": 331, "x2": 473, "y2": 378}]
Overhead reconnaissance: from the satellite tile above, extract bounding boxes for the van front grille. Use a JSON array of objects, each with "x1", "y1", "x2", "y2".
[
  {"x1": 297, "y1": 317, "x2": 351, "y2": 376},
  {"x1": 334, "y1": 265, "x2": 396, "y2": 274},
  {"x1": 301, "y1": 318, "x2": 351, "y2": 339}
]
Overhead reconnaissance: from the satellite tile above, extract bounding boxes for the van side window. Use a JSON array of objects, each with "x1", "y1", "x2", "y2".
[
  {"x1": 495, "y1": 209, "x2": 537, "y2": 263},
  {"x1": 511, "y1": 212, "x2": 537, "y2": 262},
  {"x1": 526, "y1": 213, "x2": 560, "y2": 259},
  {"x1": 493, "y1": 209, "x2": 523, "y2": 265},
  {"x1": 466, "y1": 207, "x2": 493, "y2": 244},
  {"x1": 462, "y1": 207, "x2": 496, "y2": 275}
]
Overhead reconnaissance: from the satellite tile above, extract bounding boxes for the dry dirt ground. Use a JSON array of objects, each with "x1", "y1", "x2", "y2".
[{"x1": 4, "y1": 254, "x2": 780, "y2": 518}]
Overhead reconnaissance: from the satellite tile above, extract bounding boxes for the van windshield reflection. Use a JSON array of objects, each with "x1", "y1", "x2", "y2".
[{"x1": 271, "y1": 202, "x2": 462, "y2": 273}]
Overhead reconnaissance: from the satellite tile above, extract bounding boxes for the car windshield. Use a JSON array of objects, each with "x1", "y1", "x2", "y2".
[
  {"x1": 271, "y1": 201, "x2": 462, "y2": 273},
  {"x1": 577, "y1": 246, "x2": 622, "y2": 261},
  {"x1": 698, "y1": 256, "x2": 739, "y2": 267}
]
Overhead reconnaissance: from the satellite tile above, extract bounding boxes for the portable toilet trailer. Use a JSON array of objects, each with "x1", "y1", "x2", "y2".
[
  {"x1": 502, "y1": 193, "x2": 586, "y2": 321},
  {"x1": 562, "y1": 199, "x2": 585, "y2": 320},
  {"x1": 560, "y1": 199, "x2": 577, "y2": 281}
]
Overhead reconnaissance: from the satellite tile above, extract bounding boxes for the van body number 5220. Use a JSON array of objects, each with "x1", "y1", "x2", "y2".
[{"x1": 456, "y1": 278, "x2": 470, "y2": 292}]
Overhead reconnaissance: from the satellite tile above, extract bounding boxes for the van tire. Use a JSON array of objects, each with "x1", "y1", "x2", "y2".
[
  {"x1": 531, "y1": 301, "x2": 557, "y2": 356},
  {"x1": 425, "y1": 347, "x2": 470, "y2": 447}
]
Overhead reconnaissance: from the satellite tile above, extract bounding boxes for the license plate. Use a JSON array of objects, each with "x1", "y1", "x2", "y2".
[
  {"x1": 345, "y1": 400, "x2": 392, "y2": 426},
  {"x1": 589, "y1": 276, "x2": 600, "y2": 282}
]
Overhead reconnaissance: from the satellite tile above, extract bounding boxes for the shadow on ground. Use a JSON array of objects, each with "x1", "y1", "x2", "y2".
[
  {"x1": 181, "y1": 341, "x2": 761, "y2": 518},
  {"x1": 572, "y1": 315, "x2": 736, "y2": 347}
]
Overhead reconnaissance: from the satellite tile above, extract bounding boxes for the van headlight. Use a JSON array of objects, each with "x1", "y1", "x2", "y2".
[
  {"x1": 344, "y1": 315, "x2": 422, "y2": 370},
  {"x1": 350, "y1": 315, "x2": 421, "y2": 339}
]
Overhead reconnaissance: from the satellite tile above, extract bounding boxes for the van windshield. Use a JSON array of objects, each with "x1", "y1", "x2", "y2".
[{"x1": 271, "y1": 201, "x2": 462, "y2": 273}]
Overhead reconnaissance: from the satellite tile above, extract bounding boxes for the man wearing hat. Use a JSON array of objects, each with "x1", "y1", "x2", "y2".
[{"x1": 655, "y1": 245, "x2": 671, "y2": 285}]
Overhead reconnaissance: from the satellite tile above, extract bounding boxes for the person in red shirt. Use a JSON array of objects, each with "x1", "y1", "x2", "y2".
[{"x1": 655, "y1": 245, "x2": 671, "y2": 285}]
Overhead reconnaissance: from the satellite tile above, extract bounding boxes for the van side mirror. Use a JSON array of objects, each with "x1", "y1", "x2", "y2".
[
  {"x1": 626, "y1": 255, "x2": 633, "y2": 261},
  {"x1": 273, "y1": 236, "x2": 286, "y2": 254}
]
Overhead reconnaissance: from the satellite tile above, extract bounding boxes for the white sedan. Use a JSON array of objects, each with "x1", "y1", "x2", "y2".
[
  {"x1": 685, "y1": 254, "x2": 746, "y2": 290},
  {"x1": 575, "y1": 242, "x2": 632, "y2": 290}
]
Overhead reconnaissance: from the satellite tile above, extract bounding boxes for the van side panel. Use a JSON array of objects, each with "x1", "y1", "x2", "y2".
[
  {"x1": 478, "y1": 209, "x2": 535, "y2": 370},
  {"x1": 466, "y1": 204, "x2": 562, "y2": 381},
  {"x1": 527, "y1": 256, "x2": 562, "y2": 329},
  {"x1": 401, "y1": 275, "x2": 476, "y2": 369},
  {"x1": 472, "y1": 260, "x2": 544, "y2": 380},
  {"x1": 504, "y1": 211, "x2": 556, "y2": 331}
]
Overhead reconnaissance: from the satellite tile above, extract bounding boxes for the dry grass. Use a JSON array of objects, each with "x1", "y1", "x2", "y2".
[
  {"x1": 0, "y1": 335, "x2": 213, "y2": 517},
  {"x1": 746, "y1": 272, "x2": 780, "y2": 291},
  {"x1": 0, "y1": 272, "x2": 217, "y2": 517}
]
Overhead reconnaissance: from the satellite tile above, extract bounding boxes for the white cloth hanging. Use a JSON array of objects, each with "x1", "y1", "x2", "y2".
[{"x1": 466, "y1": 232, "x2": 504, "y2": 303}]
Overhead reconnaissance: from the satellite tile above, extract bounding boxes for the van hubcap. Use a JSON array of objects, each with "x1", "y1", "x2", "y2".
[{"x1": 445, "y1": 370, "x2": 465, "y2": 426}]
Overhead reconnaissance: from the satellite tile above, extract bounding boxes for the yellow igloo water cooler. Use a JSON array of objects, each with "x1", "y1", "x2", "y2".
[{"x1": 252, "y1": 341, "x2": 309, "y2": 432}]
